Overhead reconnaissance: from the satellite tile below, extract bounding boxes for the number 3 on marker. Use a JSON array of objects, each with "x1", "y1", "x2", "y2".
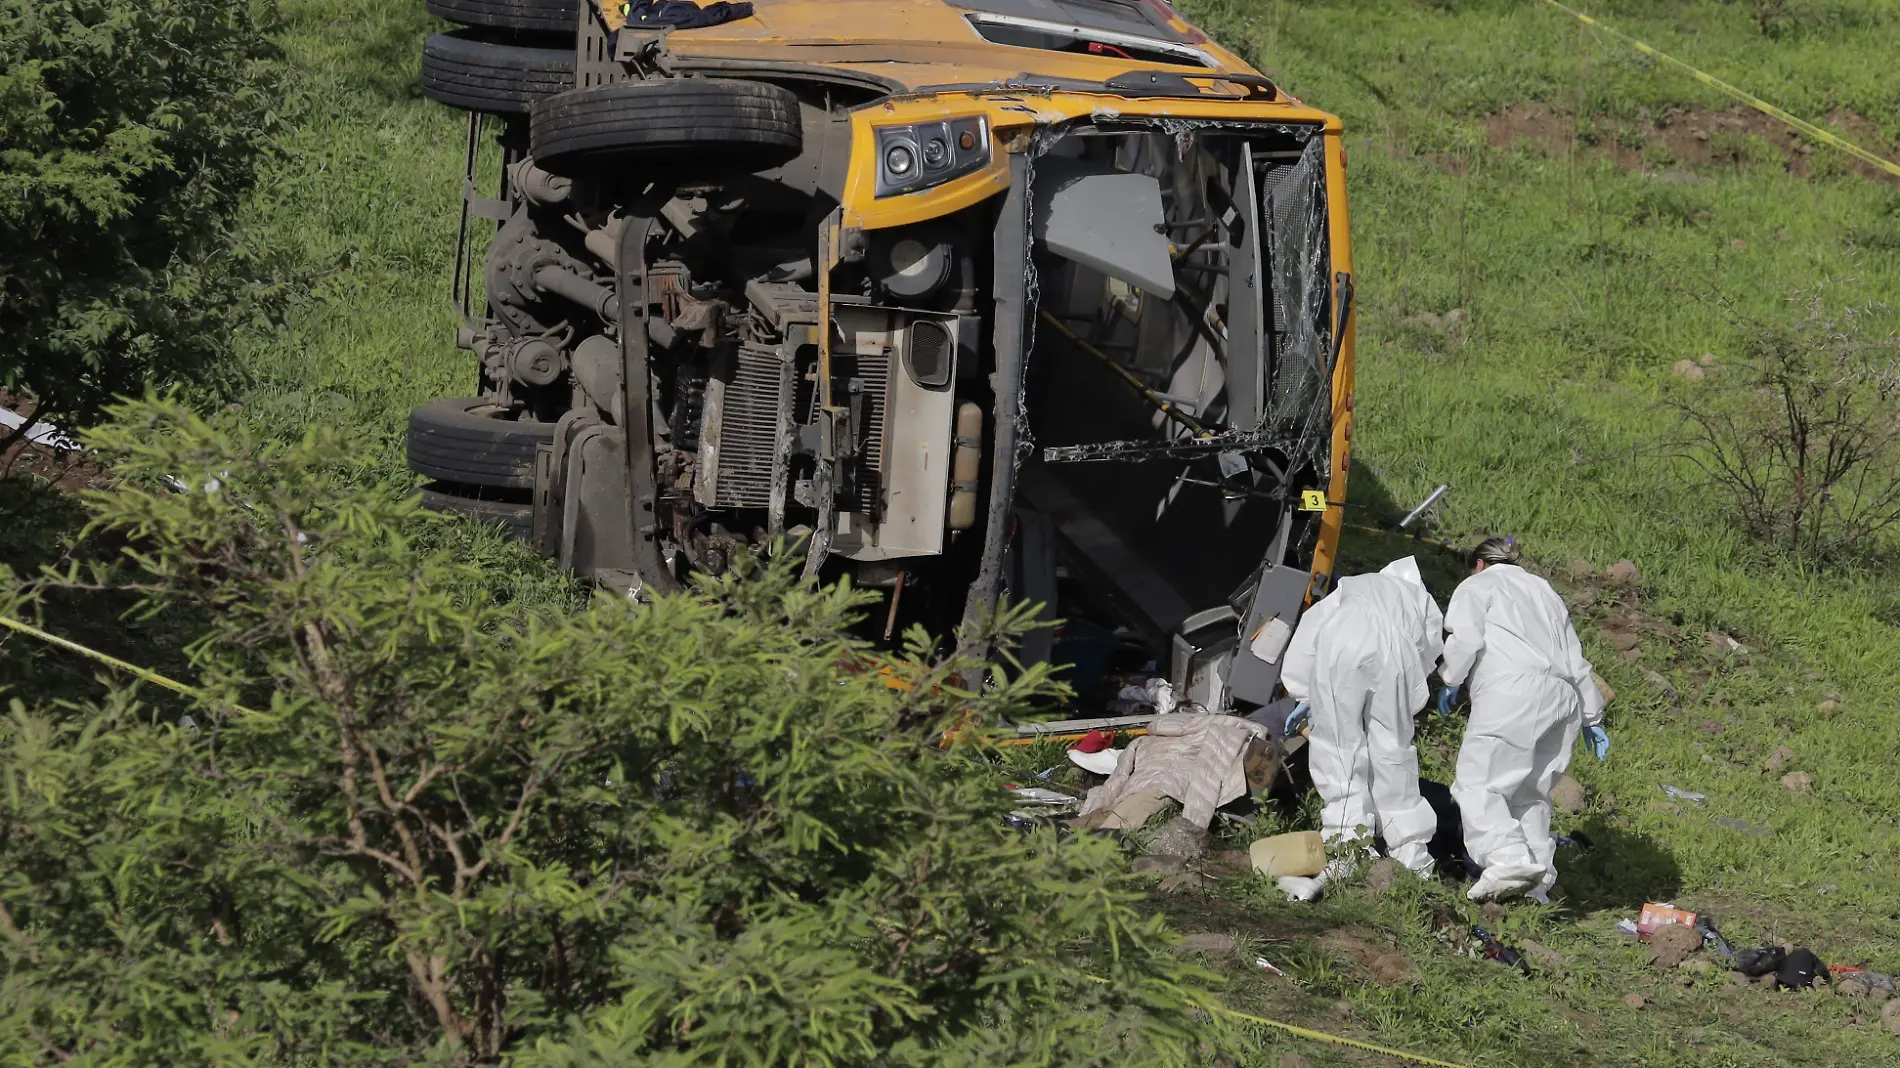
[{"x1": 1300, "y1": 490, "x2": 1327, "y2": 511}]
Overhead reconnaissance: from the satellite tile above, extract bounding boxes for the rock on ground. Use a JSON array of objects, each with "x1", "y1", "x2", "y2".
[
  {"x1": 1606, "y1": 559, "x2": 1641, "y2": 584},
  {"x1": 1782, "y1": 771, "x2": 1814, "y2": 793},
  {"x1": 1175, "y1": 932, "x2": 1237, "y2": 957},
  {"x1": 1277, "y1": 1055, "x2": 1312, "y2": 1068},
  {"x1": 1519, "y1": 938, "x2": 1564, "y2": 974},
  {"x1": 1363, "y1": 857, "x2": 1405, "y2": 896},
  {"x1": 1672, "y1": 359, "x2": 1706, "y2": 381},
  {"x1": 1765, "y1": 744, "x2": 1797, "y2": 773},
  {"x1": 1624, "y1": 993, "x2": 1648, "y2": 1008},
  {"x1": 1551, "y1": 775, "x2": 1587, "y2": 814},
  {"x1": 1883, "y1": 998, "x2": 1900, "y2": 1035},
  {"x1": 1143, "y1": 816, "x2": 1209, "y2": 858},
  {"x1": 1649, "y1": 924, "x2": 1703, "y2": 969}
]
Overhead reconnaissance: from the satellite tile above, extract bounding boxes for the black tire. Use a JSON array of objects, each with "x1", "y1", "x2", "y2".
[
  {"x1": 426, "y1": 0, "x2": 577, "y2": 34},
  {"x1": 529, "y1": 79, "x2": 802, "y2": 176},
  {"x1": 421, "y1": 31, "x2": 574, "y2": 115},
  {"x1": 418, "y1": 484, "x2": 534, "y2": 541},
  {"x1": 407, "y1": 397, "x2": 556, "y2": 489}
]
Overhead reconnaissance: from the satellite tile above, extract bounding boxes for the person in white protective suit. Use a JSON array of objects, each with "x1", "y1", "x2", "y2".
[
  {"x1": 1276, "y1": 556, "x2": 1445, "y2": 902},
  {"x1": 1439, "y1": 536, "x2": 1608, "y2": 904}
]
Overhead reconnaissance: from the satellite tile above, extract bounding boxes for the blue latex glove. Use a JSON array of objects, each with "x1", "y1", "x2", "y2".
[
  {"x1": 1285, "y1": 700, "x2": 1311, "y2": 736},
  {"x1": 1583, "y1": 725, "x2": 1610, "y2": 762},
  {"x1": 1435, "y1": 684, "x2": 1461, "y2": 718}
]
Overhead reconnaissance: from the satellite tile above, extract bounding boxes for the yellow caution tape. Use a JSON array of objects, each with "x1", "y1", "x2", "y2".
[
  {"x1": 1081, "y1": 975, "x2": 1472, "y2": 1067},
  {"x1": 0, "y1": 614, "x2": 262, "y2": 716},
  {"x1": 1213, "y1": 1005, "x2": 1476, "y2": 1068},
  {"x1": 1540, "y1": 0, "x2": 1900, "y2": 180}
]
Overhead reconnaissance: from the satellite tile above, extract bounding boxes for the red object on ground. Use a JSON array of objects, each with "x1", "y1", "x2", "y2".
[{"x1": 1070, "y1": 729, "x2": 1115, "y2": 754}]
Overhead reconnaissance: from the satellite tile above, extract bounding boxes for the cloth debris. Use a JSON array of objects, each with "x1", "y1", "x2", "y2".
[
  {"x1": 602, "y1": 0, "x2": 755, "y2": 33},
  {"x1": 1077, "y1": 712, "x2": 1268, "y2": 829},
  {"x1": 1070, "y1": 786, "x2": 1170, "y2": 831},
  {"x1": 1662, "y1": 784, "x2": 1707, "y2": 803}
]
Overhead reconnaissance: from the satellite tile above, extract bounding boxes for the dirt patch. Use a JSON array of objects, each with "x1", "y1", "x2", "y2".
[
  {"x1": 1319, "y1": 926, "x2": 1419, "y2": 986},
  {"x1": 1485, "y1": 102, "x2": 1900, "y2": 187}
]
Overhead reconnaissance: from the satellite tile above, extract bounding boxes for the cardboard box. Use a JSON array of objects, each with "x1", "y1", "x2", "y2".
[{"x1": 1636, "y1": 902, "x2": 1698, "y2": 940}]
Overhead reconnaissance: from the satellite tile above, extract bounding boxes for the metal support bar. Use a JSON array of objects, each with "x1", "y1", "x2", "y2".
[
  {"x1": 960, "y1": 155, "x2": 1031, "y2": 636},
  {"x1": 615, "y1": 213, "x2": 678, "y2": 594}
]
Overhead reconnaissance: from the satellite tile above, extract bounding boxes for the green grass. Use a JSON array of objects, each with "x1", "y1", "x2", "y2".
[{"x1": 62, "y1": 0, "x2": 1900, "y2": 1061}]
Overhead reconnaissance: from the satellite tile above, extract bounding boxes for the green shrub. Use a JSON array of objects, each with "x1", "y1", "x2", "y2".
[
  {"x1": 0, "y1": 0, "x2": 287, "y2": 435},
  {"x1": 1666, "y1": 288, "x2": 1900, "y2": 560},
  {"x1": 0, "y1": 397, "x2": 1225, "y2": 1065}
]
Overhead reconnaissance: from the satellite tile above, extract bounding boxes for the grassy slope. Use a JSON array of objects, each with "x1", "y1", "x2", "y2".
[
  {"x1": 233, "y1": 0, "x2": 1900, "y2": 1062},
  {"x1": 1163, "y1": 0, "x2": 1900, "y2": 1064}
]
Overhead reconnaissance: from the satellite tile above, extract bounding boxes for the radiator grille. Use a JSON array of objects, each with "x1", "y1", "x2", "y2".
[
  {"x1": 713, "y1": 345, "x2": 793, "y2": 509},
  {"x1": 804, "y1": 351, "x2": 890, "y2": 517}
]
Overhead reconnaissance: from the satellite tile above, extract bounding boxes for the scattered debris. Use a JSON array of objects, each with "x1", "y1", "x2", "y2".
[
  {"x1": 1551, "y1": 775, "x2": 1587, "y2": 814},
  {"x1": 1777, "y1": 948, "x2": 1829, "y2": 990},
  {"x1": 1765, "y1": 744, "x2": 1797, "y2": 773},
  {"x1": 1697, "y1": 917, "x2": 1735, "y2": 957},
  {"x1": 1662, "y1": 784, "x2": 1707, "y2": 803},
  {"x1": 1782, "y1": 771, "x2": 1814, "y2": 793},
  {"x1": 1606, "y1": 559, "x2": 1641, "y2": 584},
  {"x1": 1837, "y1": 971, "x2": 1897, "y2": 1001},
  {"x1": 1256, "y1": 956, "x2": 1286, "y2": 976},
  {"x1": 1735, "y1": 946, "x2": 1786, "y2": 977},
  {"x1": 1175, "y1": 932, "x2": 1237, "y2": 956},
  {"x1": 1006, "y1": 785, "x2": 1078, "y2": 808},
  {"x1": 1472, "y1": 925, "x2": 1530, "y2": 975},
  {"x1": 1649, "y1": 924, "x2": 1704, "y2": 969}
]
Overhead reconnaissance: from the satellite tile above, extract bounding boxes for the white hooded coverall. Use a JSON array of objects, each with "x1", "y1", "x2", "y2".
[
  {"x1": 1442, "y1": 564, "x2": 1603, "y2": 889},
  {"x1": 1280, "y1": 557, "x2": 1444, "y2": 874}
]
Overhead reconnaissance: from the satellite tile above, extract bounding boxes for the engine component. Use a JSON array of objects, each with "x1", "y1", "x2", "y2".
[
  {"x1": 949, "y1": 401, "x2": 982, "y2": 531},
  {"x1": 506, "y1": 336, "x2": 566, "y2": 387},
  {"x1": 571, "y1": 334, "x2": 621, "y2": 417},
  {"x1": 532, "y1": 264, "x2": 618, "y2": 322},
  {"x1": 508, "y1": 157, "x2": 572, "y2": 207}
]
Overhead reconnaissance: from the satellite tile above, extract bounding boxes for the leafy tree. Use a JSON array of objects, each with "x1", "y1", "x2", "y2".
[
  {"x1": 0, "y1": 397, "x2": 1227, "y2": 1065},
  {"x1": 0, "y1": 0, "x2": 286, "y2": 440}
]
